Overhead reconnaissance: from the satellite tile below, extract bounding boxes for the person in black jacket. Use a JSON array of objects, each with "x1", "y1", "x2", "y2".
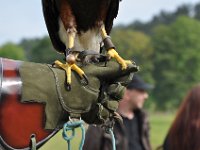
[{"x1": 83, "y1": 75, "x2": 153, "y2": 150}]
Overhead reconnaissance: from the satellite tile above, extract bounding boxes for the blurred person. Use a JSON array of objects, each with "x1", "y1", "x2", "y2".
[
  {"x1": 161, "y1": 84, "x2": 200, "y2": 150},
  {"x1": 83, "y1": 75, "x2": 153, "y2": 150}
]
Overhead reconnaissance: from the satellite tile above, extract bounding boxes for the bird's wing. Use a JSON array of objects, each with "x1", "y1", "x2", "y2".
[
  {"x1": 105, "y1": 0, "x2": 121, "y2": 35},
  {"x1": 42, "y1": 0, "x2": 66, "y2": 53}
]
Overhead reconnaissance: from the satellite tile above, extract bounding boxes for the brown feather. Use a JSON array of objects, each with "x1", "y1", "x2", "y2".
[
  {"x1": 60, "y1": 0, "x2": 77, "y2": 30},
  {"x1": 42, "y1": 0, "x2": 121, "y2": 52}
]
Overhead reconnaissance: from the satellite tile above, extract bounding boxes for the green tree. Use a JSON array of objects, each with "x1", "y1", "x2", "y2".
[
  {"x1": 152, "y1": 16, "x2": 200, "y2": 109},
  {"x1": 194, "y1": 3, "x2": 200, "y2": 20},
  {"x1": 28, "y1": 36, "x2": 63, "y2": 63},
  {"x1": 125, "y1": 4, "x2": 192, "y2": 35},
  {"x1": 0, "y1": 43, "x2": 26, "y2": 60},
  {"x1": 111, "y1": 29, "x2": 154, "y2": 83},
  {"x1": 19, "y1": 38, "x2": 42, "y2": 60}
]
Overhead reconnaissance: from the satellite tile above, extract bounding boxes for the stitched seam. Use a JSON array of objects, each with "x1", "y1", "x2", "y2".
[
  {"x1": 47, "y1": 64, "x2": 72, "y2": 112},
  {"x1": 47, "y1": 65, "x2": 90, "y2": 114}
]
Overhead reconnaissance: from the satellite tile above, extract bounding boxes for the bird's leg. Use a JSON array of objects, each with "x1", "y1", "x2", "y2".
[
  {"x1": 100, "y1": 25, "x2": 132, "y2": 70},
  {"x1": 54, "y1": 56, "x2": 88, "y2": 90},
  {"x1": 54, "y1": 1, "x2": 88, "y2": 90},
  {"x1": 66, "y1": 27, "x2": 76, "y2": 50},
  {"x1": 66, "y1": 28, "x2": 88, "y2": 86},
  {"x1": 66, "y1": 51, "x2": 88, "y2": 87},
  {"x1": 54, "y1": 27, "x2": 88, "y2": 90}
]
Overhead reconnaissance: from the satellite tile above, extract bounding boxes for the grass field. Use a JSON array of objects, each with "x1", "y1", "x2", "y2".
[
  {"x1": 149, "y1": 113, "x2": 175, "y2": 149},
  {"x1": 40, "y1": 113, "x2": 175, "y2": 150}
]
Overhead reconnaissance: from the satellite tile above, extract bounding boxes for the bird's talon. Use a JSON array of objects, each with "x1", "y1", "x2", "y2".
[
  {"x1": 121, "y1": 64, "x2": 127, "y2": 70},
  {"x1": 104, "y1": 60, "x2": 108, "y2": 67},
  {"x1": 121, "y1": 62, "x2": 128, "y2": 70},
  {"x1": 124, "y1": 60, "x2": 133, "y2": 65},
  {"x1": 51, "y1": 62, "x2": 56, "y2": 67},
  {"x1": 66, "y1": 83, "x2": 71, "y2": 91},
  {"x1": 107, "y1": 49, "x2": 131, "y2": 70}
]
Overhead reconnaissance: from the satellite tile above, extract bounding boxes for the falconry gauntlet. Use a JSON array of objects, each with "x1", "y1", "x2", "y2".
[{"x1": 1, "y1": 58, "x2": 138, "y2": 129}]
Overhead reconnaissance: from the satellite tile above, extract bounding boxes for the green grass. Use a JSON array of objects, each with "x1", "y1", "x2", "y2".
[
  {"x1": 149, "y1": 112, "x2": 175, "y2": 150},
  {"x1": 40, "y1": 113, "x2": 175, "y2": 150}
]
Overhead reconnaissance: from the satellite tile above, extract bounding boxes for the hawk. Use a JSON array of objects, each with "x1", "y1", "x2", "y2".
[{"x1": 42, "y1": 0, "x2": 131, "y2": 89}]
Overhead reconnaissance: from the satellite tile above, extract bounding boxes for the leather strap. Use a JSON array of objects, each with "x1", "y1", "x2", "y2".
[
  {"x1": 0, "y1": 129, "x2": 60, "y2": 150},
  {"x1": 103, "y1": 36, "x2": 115, "y2": 51},
  {"x1": 78, "y1": 50, "x2": 108, "y2": 62}
]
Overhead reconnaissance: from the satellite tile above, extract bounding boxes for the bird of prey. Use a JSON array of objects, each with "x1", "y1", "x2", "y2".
[{"x1": 42, "y1": 0, "x2": 131, "y2": 89}]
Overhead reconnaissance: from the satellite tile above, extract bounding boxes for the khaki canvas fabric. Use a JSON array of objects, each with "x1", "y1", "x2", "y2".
[{"x1": 19, "y1": 61, "x2": 138, "y2": 129}]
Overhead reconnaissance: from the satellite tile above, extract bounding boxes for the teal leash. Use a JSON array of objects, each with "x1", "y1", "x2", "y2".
[
  {"x1": 62, "y1": 120, "x2": 85, "y2": 150},
  {"x1": 108, "y1": 128, "x2": 116, "y2": 150},
  {"x1": 104, "y1": 120, "x2": 116, "y2": 150}
]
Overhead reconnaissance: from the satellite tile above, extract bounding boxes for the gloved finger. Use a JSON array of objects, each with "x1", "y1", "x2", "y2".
[
  {"x1": 106, "y1": 83, "x2": 126, "y2": 101},
  {"x1": 82, "y1": 103, "x2": 110, "y2": 124},
  {"x1": 102, "y1": 100, "x2": 119, "y2": 112},
  {"x1": 113, "y1": 72, "x2": 134, "y2": 86}
]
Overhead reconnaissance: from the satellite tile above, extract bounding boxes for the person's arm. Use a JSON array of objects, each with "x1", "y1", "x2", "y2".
[
  {"x1": 141, "y1": 111, "x2": 152, "y2": 150},
  {"x1": 146, "y1": 117, "x2": 152, "y2": 150},
  {"x1": 83, "y1": 125, "x2": 115, "y2": 150},
  {"x1": 83, "y1": 125, "x2": 104, "y2": 150}
]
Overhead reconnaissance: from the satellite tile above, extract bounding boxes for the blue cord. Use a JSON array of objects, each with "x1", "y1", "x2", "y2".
[
  {"x1": 109, "y1": 128, "x2": 116, "y2": 150},
  {"x1": 62, "y1": 120, "x2": 85, "y2": 150}
]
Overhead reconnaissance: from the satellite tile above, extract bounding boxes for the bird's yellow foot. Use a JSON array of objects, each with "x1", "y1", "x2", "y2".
[
  {"x1": 54, "y1": 60, "x2": 88, "y2": 91},
  {"x1": 107, "y1": 49, "x2": 133, "y2": 70},
  {"x1": 100, "y1": 25, "x2": 132, "y2": 70}
]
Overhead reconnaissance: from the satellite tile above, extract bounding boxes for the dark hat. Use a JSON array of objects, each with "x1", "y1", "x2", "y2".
[{"x1": 126, "y1": 75, "x2": 153, "y2": 91}]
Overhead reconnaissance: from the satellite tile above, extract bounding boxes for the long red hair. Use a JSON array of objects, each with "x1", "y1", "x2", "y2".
[{"x1": 167, "y1": 84, "x2": 200, "y2": 150}]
